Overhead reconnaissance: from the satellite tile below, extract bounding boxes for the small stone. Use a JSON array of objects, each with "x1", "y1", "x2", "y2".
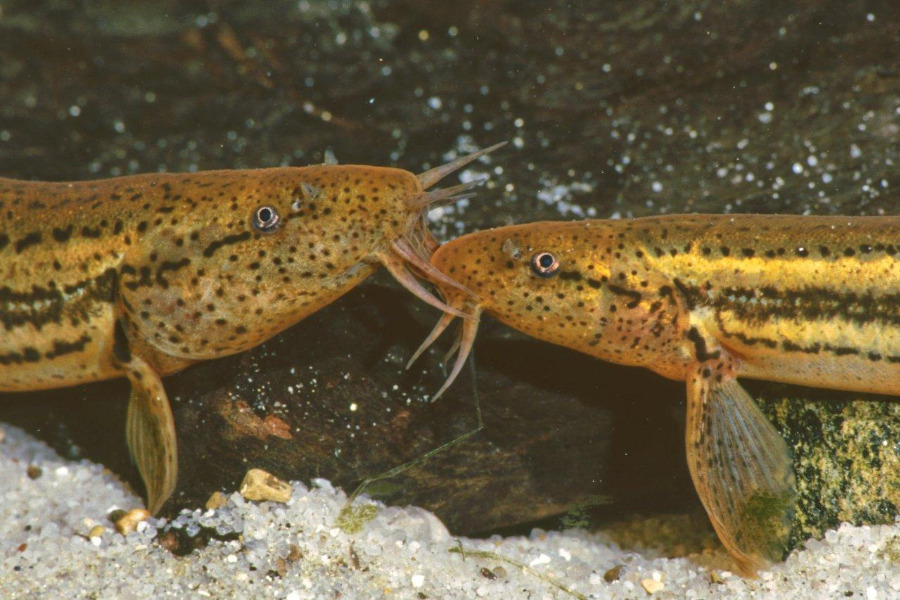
[
  {"x1": 641, "y1": 578, "x2": 665, "y2": 595},
  {"x1": 205, "y1": 491, "x2": 227, "y2": 510},
  {"x1": 26, "y1": 465, "x2": 42, "y2": 480},
  {"x1": 709, "y1": 570, "x2": 725, "y2": 584},
  {"x1": 115, "y1": 508, "x2": 151, "y2": 535},
  {"x1": 239, "y1": 468, "x2": 292, "y2": 503},
  {"x1": 492, "y1": 566, "x2": 507, "y2": 579},
  {"x1": 89, "y1": 525, "x2": 105, "y2": 539},
  {"x1": 287, "y1": 544, "x2": 302, "y2": 562},
  {"x1": 603, "y1": 564, "x2": 624, "y2": 582}
]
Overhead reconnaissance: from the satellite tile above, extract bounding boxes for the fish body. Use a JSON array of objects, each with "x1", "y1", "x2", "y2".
[
  {"x1": 0, "y1": 143, "x2": 501, "y2": 513},
  {"x1": 418, "y1": 214, "x2": 900, "y2": 574}
]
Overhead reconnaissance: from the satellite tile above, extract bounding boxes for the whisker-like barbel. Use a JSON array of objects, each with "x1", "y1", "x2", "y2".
[{"x1": 416, "y1": 142, "x2": 507, "y2": 190}]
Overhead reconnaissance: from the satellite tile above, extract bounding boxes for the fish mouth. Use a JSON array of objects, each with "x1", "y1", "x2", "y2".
[{"x1": 375, "y1": 142, "x2": 505, "y2": 321}]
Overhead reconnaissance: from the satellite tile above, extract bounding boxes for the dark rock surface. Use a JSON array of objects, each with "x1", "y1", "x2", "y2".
[{"x1": 1, "y1": 0, "x2": 899, "y2": 548}]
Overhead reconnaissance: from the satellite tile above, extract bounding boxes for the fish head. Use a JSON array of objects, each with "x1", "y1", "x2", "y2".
[{"x1": 415, "y1": 220, "x2": 616, "y2": 399}]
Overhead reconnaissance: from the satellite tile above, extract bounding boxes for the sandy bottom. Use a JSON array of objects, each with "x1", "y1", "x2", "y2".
[{"x1": 2, "y1": 423, "x2": 899, "y2": 599}]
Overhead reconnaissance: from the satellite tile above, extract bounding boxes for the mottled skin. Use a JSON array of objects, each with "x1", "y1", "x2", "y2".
[
  {"x1": 0, "y1": 146, "x2": 498, "y2": 514},
  {"x1": 419, "y1": 215, "x2": 900, "y2": 574}
]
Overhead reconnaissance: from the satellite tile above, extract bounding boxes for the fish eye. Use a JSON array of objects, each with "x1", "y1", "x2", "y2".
[
  {"x1": 531, "y1": 251, "x2": 560, "y2": 278},
  {"x1": 253, "y1": 206, "x2": 281, "y2": 233}
]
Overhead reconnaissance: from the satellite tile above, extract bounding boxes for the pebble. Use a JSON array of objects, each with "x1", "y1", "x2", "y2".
[
  {"x1": 641, "y1": 578, "x2": 665, "y2": 594},
  {"x1": 604, "y1": 564, "x2": 624, "y2": 582},
  {"x1": 2, "y1": 422, "x2": 900, "y2": 599},
  {"x1": 239, "y1": 468, "x2": 292, "y2": 503},
  {"x1": 205, "y1": 491, "x2": 227, "y2": 510},
  {"x1": 114, "y1": 508, "x2": 151, "y2": 535}
]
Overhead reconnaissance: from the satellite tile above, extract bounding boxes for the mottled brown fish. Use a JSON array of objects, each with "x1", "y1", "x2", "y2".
[
  {"x1": 412, "y1": 214, "x2": 900, "y2": 574},
  {"x1": 0, "y1": 143, "x2": 503, "y2": 514}
]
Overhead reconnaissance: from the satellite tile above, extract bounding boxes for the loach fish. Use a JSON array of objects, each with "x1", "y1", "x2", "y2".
[
  {"x1": 411, "y1": 214, "x2": 900, "y2": 574},
  {"x1": 0, "y1": 142, "x2": 502, "y2": 514}
]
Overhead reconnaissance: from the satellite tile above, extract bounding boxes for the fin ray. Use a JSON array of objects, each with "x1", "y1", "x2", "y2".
[
  {"x1": 122, "y1": 355, "x2": 178, "y2": 515},
  {"x1": 685, "y1": 363, "x2": 795, "y2": 575}
]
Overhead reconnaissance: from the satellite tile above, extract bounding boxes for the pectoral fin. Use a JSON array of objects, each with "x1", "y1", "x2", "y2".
[
  {"x1": 115, "y1": 343, "x2": 178, "y2": 515},
  {"x1": 685, "y1": 362, "x2": 795, "y2": 575}
]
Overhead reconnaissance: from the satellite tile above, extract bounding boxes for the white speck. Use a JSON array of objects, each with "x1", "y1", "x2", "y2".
[
  {"x1": 427, "y1": 96, "x2": 442, "y2": 110},
  {"x1": 602, "y1": 63, "x2": 612, "y2": 73},
  {"x1": 807, "y1": 155, "x2": 818, "y2": 167},
  {"x1": 651, "y1": 181, "x2": 663, "y2": 193},
  {"x1": 850, "y1": 144, "x2": 862, "y2": 159},
  {"x1": 411, "y1": 574, "x2": 425, "y2": 588},
  {"x1": 866, "y1": 586, "x2": 877, "y2": 600},
  {"x1": 758, "y1": 112, "x2": 773, "y2": 124},
  {"x1": 822, "y1": 172, "x2": 833, "y2": 184},
  {"x1": 349, "y1": 403, "x2": 358, "y2": 412},
  {"x1": 113, "y1": 119, "x2": 126, "y2": 133},
  {"x1": 448, "y1": 26, "x2": 458, "y2": 37},
  {"x1": 286, "y1": 593, "x2": 301, "y2": 600},
  {"x1": 55, "y1": 466, "x2": 69, "y2": 477},
  {"x1": 791, "y1": 163, "x2": 803, "y2": 174},
  {"x1": 68, "y1": 105, "x2": 81, "y2": 117},
  {"x1": 867, "y1": 13, "x2": 875, "y2": 22},
  {"x1": 558, "y1": 547, "x2": 572, "y2": 561},
  {"x1": 514, "y1": 118, "x2": 525, "y2": 128},
  {"x1": 769, "y1": 62, "x2": 778, "y2": 70},
  {"x1": 529, "y1": 553, "x2": 551, "y2": 567},
  {"x1": 764, "y1": 101, "x2": 774, "y2": 111},
  {"x1": 0, "y1": 131, "x2": 10, "y2": 142},
  {"x1": 226, "y1": 554, "x2": 237, "y2": 564}
]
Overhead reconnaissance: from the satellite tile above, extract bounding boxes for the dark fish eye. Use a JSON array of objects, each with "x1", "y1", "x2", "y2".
[
  {"x1": 253, "y1": 206, "x2": 280, "y2": 233},
  {"x1": 531, "y1": 251, "x2": 560, "y2": 277}
]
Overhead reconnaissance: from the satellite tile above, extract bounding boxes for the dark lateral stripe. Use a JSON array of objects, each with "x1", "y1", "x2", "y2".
[
  {"x1": 15, "y1": 231, "x2": 42, "y2": 253},
  {"x1": 675, "y1": 281, "x2": 900, "y2": 328},
  {"x1": 0, "y1": 346, "x2": 41, "y2": 365},
  {"x1": 687, "y1": 326, "x2": 720, "y2": 361},
  {"x1": 711, "y1": 311, "x2": 779, "y2": 349},
  {"x1": 607, "y1": 284, "x2": 642, "y2": 308},
  {"x1": 778, "y1": 339, "x2": 890, "y2": 360},
  {"x1": 155, "y1": 258, "x2": 191, "y2": 289},
  {"x1": 203, "y1": 232, "x2": 252, "y2": 257},
  {"x1": 0, "y1": 268, "x2": 117, "y2": 331},
  {"x1": 45, "y1": 334, "x2": 92, "y2": 360}
]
